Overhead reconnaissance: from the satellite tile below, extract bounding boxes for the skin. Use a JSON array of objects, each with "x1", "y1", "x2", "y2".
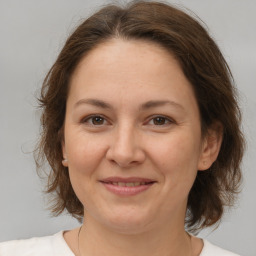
[{"x1": 62, "y1": 38, "x2": 222, "y2": 256}]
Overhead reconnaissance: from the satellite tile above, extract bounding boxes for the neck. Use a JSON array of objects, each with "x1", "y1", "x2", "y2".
[{"x1": 78, "y1": 214, "x2": 193, "y2": 256}]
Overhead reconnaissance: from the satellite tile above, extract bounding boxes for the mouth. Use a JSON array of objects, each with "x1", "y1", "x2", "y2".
[
  {"x1": 99, "y1": 177, "x2": 156, "y2": 196},
  {"x1": 101, "y1": 181, "x2": 155, "y2": 187}
]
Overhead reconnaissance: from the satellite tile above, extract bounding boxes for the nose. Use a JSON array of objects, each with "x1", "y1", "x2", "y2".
[{"x1": 106, "y1": 124, "x2": 146, "y2": 168}]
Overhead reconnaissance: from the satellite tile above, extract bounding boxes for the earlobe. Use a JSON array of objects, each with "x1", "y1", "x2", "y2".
[
  {"x1": 58, "y1": 126, "x2": 68, "y2": 167},
  {"x1": 198, "y1": 122, "x2": 223, "y2": 171},
  {"x1": 61, "y1": 140, "x2": 69, "y2": 167},
  {"x1": 62, "y1": 158, "x2": 68, "y2": 167}
]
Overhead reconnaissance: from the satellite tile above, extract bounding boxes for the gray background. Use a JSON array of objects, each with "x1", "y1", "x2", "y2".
[{"x1": 0, "y1": 0, "x2": 255, "y2": 255}]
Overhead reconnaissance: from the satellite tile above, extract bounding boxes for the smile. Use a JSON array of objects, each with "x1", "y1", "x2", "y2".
[
  {"x1": 100, "y1": 177, "x2": 156, "y2": 196},
  {"x1": 103, "y1": 181, "x2": 154, "y2": 187}
]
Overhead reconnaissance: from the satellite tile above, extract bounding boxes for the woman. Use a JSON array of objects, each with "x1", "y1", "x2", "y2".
[{"x1": 0, "y1": 1, "x2": 244, "y2": 255}]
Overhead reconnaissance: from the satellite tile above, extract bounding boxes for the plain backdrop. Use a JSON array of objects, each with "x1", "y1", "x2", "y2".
[{"x1": 0, "y1": 0, "x2": 255, "y2": 255}]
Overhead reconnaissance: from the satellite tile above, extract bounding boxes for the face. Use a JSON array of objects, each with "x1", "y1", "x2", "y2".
[{"x1": 62, "y1": 39, "x2": 212, "y2": 234}]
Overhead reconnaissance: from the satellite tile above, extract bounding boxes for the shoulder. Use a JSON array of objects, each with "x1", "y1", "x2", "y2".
[
  {"x1": 0, "y1": 231, "x2": 74, "y2": 256},
  {"x1": 201, "y1": 240, "x2": 241, "y2": 256}
]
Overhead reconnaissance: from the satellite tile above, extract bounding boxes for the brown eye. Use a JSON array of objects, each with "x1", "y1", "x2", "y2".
[
  {"x1": 91, "y1": 116, "x2": 105, "y2": 125},
  {"x1": 153, "y1": 116, "x2": 168, "y2": 125},
  {"x1": 82, "y1": 115, "x2": 107, "y2": 126}
]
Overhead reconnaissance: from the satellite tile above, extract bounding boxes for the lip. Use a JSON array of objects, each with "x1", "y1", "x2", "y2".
[
  {"x1": 99, "y1": 176, "x2": 156, "y2": 196},
  {"x1": 100, "y1": 176, "x2": 155, "y2": 183}
]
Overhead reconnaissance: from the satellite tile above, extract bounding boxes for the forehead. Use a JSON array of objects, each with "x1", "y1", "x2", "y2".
[
  {"x1": 68, "y1": 38, "x2": 198, "y2": 112},
  {"x1": 72, "y1": 38, "x2": 180, "y2": 80}
]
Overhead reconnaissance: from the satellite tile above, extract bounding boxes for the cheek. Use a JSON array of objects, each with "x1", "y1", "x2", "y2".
[
  {"x1": 150, "y1": 132, "x2": 201, "y2": 183},
  {"x1": 66, "y1": 135, "x2": 108, "y2": 206},
  {"x1": 65, "y1": 132, "x2": 107, "y2": 176}
]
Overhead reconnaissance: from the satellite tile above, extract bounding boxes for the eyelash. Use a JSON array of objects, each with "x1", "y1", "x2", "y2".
[
  {"x1": 147, "y1": 115, "x2": 174, "y2": 126},
  {"x1": 81, "y1": 115, "x2": 109, "y2": 126},
  {"x1": 81, "y1": 115, "x2": 174, "y2": 127}
]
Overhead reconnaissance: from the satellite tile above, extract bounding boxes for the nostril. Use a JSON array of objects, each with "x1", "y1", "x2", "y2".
[{"x1": 105, "y1": 140, "x2": 146, "y2": 167}]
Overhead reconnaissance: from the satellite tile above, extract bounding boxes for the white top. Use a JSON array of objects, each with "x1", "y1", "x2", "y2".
[{"x1": 0, "y1": 231, "x2": 241, "y2": 256}]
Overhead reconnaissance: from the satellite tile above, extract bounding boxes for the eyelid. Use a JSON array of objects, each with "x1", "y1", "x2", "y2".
[
  {"x1": 146, "y1": 115, "x2": 175, "y2": 126},
  {"x1": 81, "y1": 114, "x2": 110, "y2": 126},
  {"x1": 80, "y1": 114, "x2": 175, "y2": 127}
]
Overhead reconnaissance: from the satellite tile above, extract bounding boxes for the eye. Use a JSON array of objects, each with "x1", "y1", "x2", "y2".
[
  {"x1": 148, "y1": 116, "x2": 173, "y2": 126},
  {"x1": 82, "y1": 115, "x2": 107, "y2": 126}
]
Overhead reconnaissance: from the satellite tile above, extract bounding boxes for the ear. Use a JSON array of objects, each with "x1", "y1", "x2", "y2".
[
  {"x1": 58, "y1": 126, "x2": 68, "y2": 167},
  {"x1": 197, "y1": 122, "x2": 223, "y2": 171},
  {"x1": 61, "y1": 137, "x2": 69, "y2": 167}
]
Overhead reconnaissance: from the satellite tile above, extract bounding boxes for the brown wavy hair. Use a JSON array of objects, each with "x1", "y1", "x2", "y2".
[{"x1": 35, "y1": 0, "x2": 245, "y2": 233}]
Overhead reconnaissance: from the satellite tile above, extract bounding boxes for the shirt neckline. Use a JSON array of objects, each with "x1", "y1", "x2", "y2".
[{"x1": 58, "y1": 231, "x2": 208, "y2": 256}]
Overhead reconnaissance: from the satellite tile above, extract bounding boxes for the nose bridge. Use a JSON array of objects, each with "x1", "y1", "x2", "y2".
[
  {"x1": 107, "y1": 120, "x2": 145, "y2": 167},
  {"x1": 115, "y1": 121, "x2": 135, "y2": 153}
]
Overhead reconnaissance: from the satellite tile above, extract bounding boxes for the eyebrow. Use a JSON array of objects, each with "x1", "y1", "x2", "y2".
[
  {"x1": 140, "y1": 100, "x2": 184, "y2": 111},
  {"x1": 74, "y1": 98, "x2": 184, "y2": 111},
  {"x1": 74, "y1": 98, "x2": 113, "y2": 109}
]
